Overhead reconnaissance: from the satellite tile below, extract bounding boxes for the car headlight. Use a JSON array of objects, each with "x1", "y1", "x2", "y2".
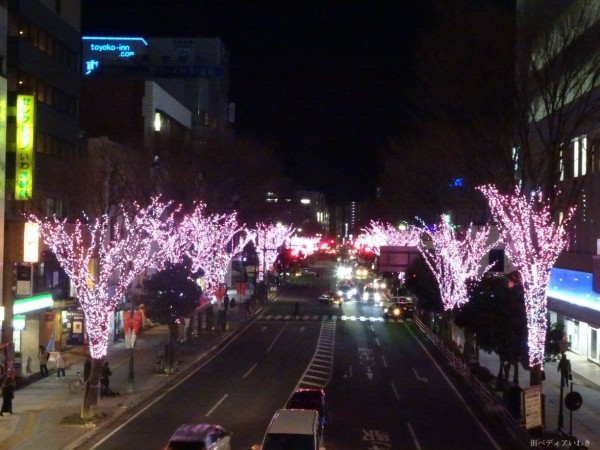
[
  {"x1": 350, "y1": 288, "x2": 357, "y2": 296},
  {"x1": 337, "y1": 290, "x2": 343, "y2": 296},
  {"x1": 393, "y1": 308, "x2": 401, "y2": 316},
  {"x1": 380, "y1": 283, "x2": 386, "y2": 289}
]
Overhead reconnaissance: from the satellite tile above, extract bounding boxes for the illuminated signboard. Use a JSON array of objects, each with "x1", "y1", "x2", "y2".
[
  {"x1": 13, "y1": 315, "x2": 26, "y2": 331},
  {"x1": 13, "y1": 293, "x2": 53, "y2": 314},
  {"x1": 23, "y1": 222, "x2": 40, "y2": 263},
  {"x1": 15, "y1": 95, "x2": 35, "y2": 200},
  {"x1": 82, "y1": 36, "x2": 148, "y2": 75}
]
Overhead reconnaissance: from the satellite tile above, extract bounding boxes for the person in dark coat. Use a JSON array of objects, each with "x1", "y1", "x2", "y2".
[
  {"x1": 100, "y1": 361, "x2": 112, "y2": 397},
  {"x1": 1, "y1": 377, "x2": 15, "y2": 416},
  {"x1": 38, "y1": 345, "x2": 49, "y2": 377},
  {"x1": 557, "y1": 353, "x2": 572, "y2": 388}
]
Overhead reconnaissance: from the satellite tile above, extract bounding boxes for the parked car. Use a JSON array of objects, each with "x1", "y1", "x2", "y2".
[
  {"x1": 165, "y1": 423, "x2": 232, "y2": 450},
  {"x1": 253, "y1": 409, "x2": 325, "y2": 450},
  {"x1": 383, "y1": 298, "x2": 414, "y2": 319},
  {"x1": 285, "y1": 388, "x2": 328, "y2": 435}
]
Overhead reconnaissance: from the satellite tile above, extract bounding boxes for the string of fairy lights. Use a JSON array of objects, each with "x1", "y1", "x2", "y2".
[
  {"x1": 30, "y1": 198, "x2": 297, "y2": 359},
  {"x1": 30, "y1": 183, "x2": 574, "y2": 369},
  {"x1": 478, "y1": 184, "x2": 574, "y2": 369},
  {"x1": 356, "y1": 220, "x2": 421, "y2": 255}
]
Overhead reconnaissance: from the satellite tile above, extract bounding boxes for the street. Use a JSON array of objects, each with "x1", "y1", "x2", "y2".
[{"x1": 78, "y1": 270, "x2": 527, "y2": 450}]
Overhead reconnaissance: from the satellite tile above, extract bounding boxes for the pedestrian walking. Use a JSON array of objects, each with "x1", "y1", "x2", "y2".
[
  {"x1": 38, "y1": 345, "x2": 49, "y2": 377},
  {"x1": 558, "y1": 353, "x2": 572, "y2": 388},
  {"x1": 83, "y1": 355, "x2": 92, "y2": 383},
  {"x1": 55, "y1": 350, "x2": 67, "y2": 378},
  {"x1": 100, "y1": 361, "x2": 112, "y2": 397},
  {"x1": 0, "y1": 377, "x2": 15, "y2": 416},
  {"x1": 223, "y1": 293, "x2": 230, "y2": 312},
  {"x1": 294, "y1": 301, "x2": 299, "y2": 318}
]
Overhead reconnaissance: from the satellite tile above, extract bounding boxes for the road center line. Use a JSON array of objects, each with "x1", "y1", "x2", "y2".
[
  {"x1": 206, "y1": 394, "x2": 228, "y2": 417},
  {"x1": 267, "y1": 323, "x2": 288, "y2": 353},
  {"x1": 406, "y1": 422, "x2": 422, "y2": 450},
  {"x1": 243, "y1": 363, "x2": 258, "y2": 379},
  {"x1": 390, "y1": 381, "x2": 400, "y2": 400}
]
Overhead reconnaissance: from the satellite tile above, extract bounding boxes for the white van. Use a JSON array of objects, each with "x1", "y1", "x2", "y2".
[{"x1": 253, "y1": 409, "x2": 325, "y2": 450}]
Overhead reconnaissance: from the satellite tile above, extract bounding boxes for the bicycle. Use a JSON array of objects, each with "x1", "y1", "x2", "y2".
[{"x1": 68, "y1": 371, "x2": 86, "y2": 394}]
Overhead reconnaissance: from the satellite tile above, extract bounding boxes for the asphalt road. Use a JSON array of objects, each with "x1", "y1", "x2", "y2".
[{"x1": 83, "y1": 269, "x2": 527, "y2": 450}]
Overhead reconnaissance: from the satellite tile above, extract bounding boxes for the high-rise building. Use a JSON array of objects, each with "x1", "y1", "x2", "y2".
[
  {"x1": 1, "y1": 0, "x2": 81, "y2": 364},
  {"x1": 517, "y1": 0, "x2": 600, "y2": 364},
  {"x1": 81, "y1": 35, "x2": 232, "y2": 140}
]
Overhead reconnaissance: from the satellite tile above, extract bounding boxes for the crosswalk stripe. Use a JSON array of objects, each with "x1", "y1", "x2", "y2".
[{"x1": 254, "y1": 314, "x2": 411, "y2": 322}]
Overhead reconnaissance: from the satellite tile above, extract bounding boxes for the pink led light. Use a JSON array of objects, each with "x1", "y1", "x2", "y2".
[
  {"x1": 419, "y1": 218, "x2": 497, "y2": 310},
  {"x1": 356, "y1": 221, "x2": 422, "y2": 255},
  {"x1": 478, "y1": 184, "x2": 575, "y2": 368},
  {"x1": 30, "y1": 197, "x2": 175, "y2": 359}
]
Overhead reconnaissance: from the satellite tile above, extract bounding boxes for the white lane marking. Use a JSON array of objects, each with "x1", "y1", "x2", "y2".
[
  {"x1": 406, "y1": 327, "x2": 502, "y2": 450},
  {"x1": 407, "y1": 422, "x2": 422, "y2": 450},
  {"x1": 300, "y1": 326, "x2": 305, "y2": 333},
  {"x1": 261, "y1": 326, "x2": 267, "y2": 332},
  {"x1": 381, "y1": 355, "x2": 388, "y2": 368},
  {"x1": 243, "y1": 363, "x2": 258, "y2": 379},
  {"x1": 375, "y1": 337, "x2": 381, "y2": 346},
  {"x1": 83, "y1": 313, "x2": 261, "y2": 450},
  {"x1": 206, "y1": 394, "x2": 228, "y2": 417},
  {"x1": 391, "y1": 381, "x2": 400, "y2": 401},
  {"x1": 412, "y1": 368, "x2": 428, "y2": 383},
  {"x1": 267, "y1": 323, "x2": 288, "y2": 353}
]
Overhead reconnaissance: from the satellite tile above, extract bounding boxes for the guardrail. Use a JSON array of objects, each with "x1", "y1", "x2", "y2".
[{"x1": 414, "y1": 315, "x2": 530, "y2": 443}]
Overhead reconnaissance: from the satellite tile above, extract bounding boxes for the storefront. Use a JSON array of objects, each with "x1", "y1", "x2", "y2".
[{"x1": 547, "y1": 267, "x2": 600, "y2": 365}]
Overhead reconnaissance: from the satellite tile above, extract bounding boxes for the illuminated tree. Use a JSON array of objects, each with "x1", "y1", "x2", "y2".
[
  {"x1": 254, "y1": 222, "x2": 295, "y2": 281},
  {"x1": 356, "y1": 220, "x2": 422, "y2": 255},
  {"x1": 419, "y1": 217, "x2": 497, "y2": 310},
  {"x1": 179, "y1": 202, "x2": 252, "y2": 300},
  {"x1": 30, "y1": 197, "x2": 175, "y2": 419},
  {"x1": 478, "y1": 184, "x2": 574, "y2": 383}
]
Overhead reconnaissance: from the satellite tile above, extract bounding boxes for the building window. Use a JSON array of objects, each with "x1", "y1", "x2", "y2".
[
  {"x1": 572, "y1": 135, "x2": 587, "y2": 178},
  {"x1": 46, "y1": 197, "x2": 64, "y2": 218}
]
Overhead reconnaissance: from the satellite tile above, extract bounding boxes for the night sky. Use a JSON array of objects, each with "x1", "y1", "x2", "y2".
[{"x1": 82, "y1": 1, "x2": 433, "y2": 202}]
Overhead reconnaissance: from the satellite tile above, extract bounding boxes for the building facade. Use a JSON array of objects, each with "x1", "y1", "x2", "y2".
[{"x1": 1, "y1": 0, "x2": 82, "y2": 376}]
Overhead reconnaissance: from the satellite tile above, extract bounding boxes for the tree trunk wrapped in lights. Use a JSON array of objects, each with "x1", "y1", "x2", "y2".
[
  {"x1": 419, "y1": 217, "x2": 497, "y2": 345},
  {"x1": 419, "y1": 217, "x2": 497, "y2": 310},
  {"x1": 29, "y1": 197, "x2": 176, "y2": 419},
  {"x1": 478, "y1": 184, "x2": 574, "y2": 385},
  {"x1": 254, "y1": 222, "x2": 295, "y2": 282},
  {"x1": 179, "y1": 202, "x2": 252, "y2": 301}
]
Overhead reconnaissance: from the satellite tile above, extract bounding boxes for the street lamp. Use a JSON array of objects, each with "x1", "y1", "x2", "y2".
[{"x1": 557, "y1": 338, "x2": 570, "y2": 431}]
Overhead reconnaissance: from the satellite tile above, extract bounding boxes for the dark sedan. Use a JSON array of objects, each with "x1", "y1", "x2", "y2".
[{"x1": 383, "y1": 299, "x2": 414, "y2": 319}]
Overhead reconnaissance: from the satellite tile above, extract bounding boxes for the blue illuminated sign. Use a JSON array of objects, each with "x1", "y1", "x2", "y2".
[
  {"x1": 82, "y1": 36, "x2": 148, "y2": 75},
  {"x1": 547, "y1": 267, "x2": 600, "y2": 311}
]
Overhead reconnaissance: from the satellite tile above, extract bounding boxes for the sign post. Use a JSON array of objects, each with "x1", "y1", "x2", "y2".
[{"x1": 523, "y1": 385, "x2": 543, "y2": 430}]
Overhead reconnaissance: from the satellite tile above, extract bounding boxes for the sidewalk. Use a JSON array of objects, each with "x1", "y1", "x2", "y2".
[
  {"x1": 477, "y1": 349, "x2": 600, "y2": 447},
  {"x1": 0, "y1": 304, "x2": 253, "y2": 450}
]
